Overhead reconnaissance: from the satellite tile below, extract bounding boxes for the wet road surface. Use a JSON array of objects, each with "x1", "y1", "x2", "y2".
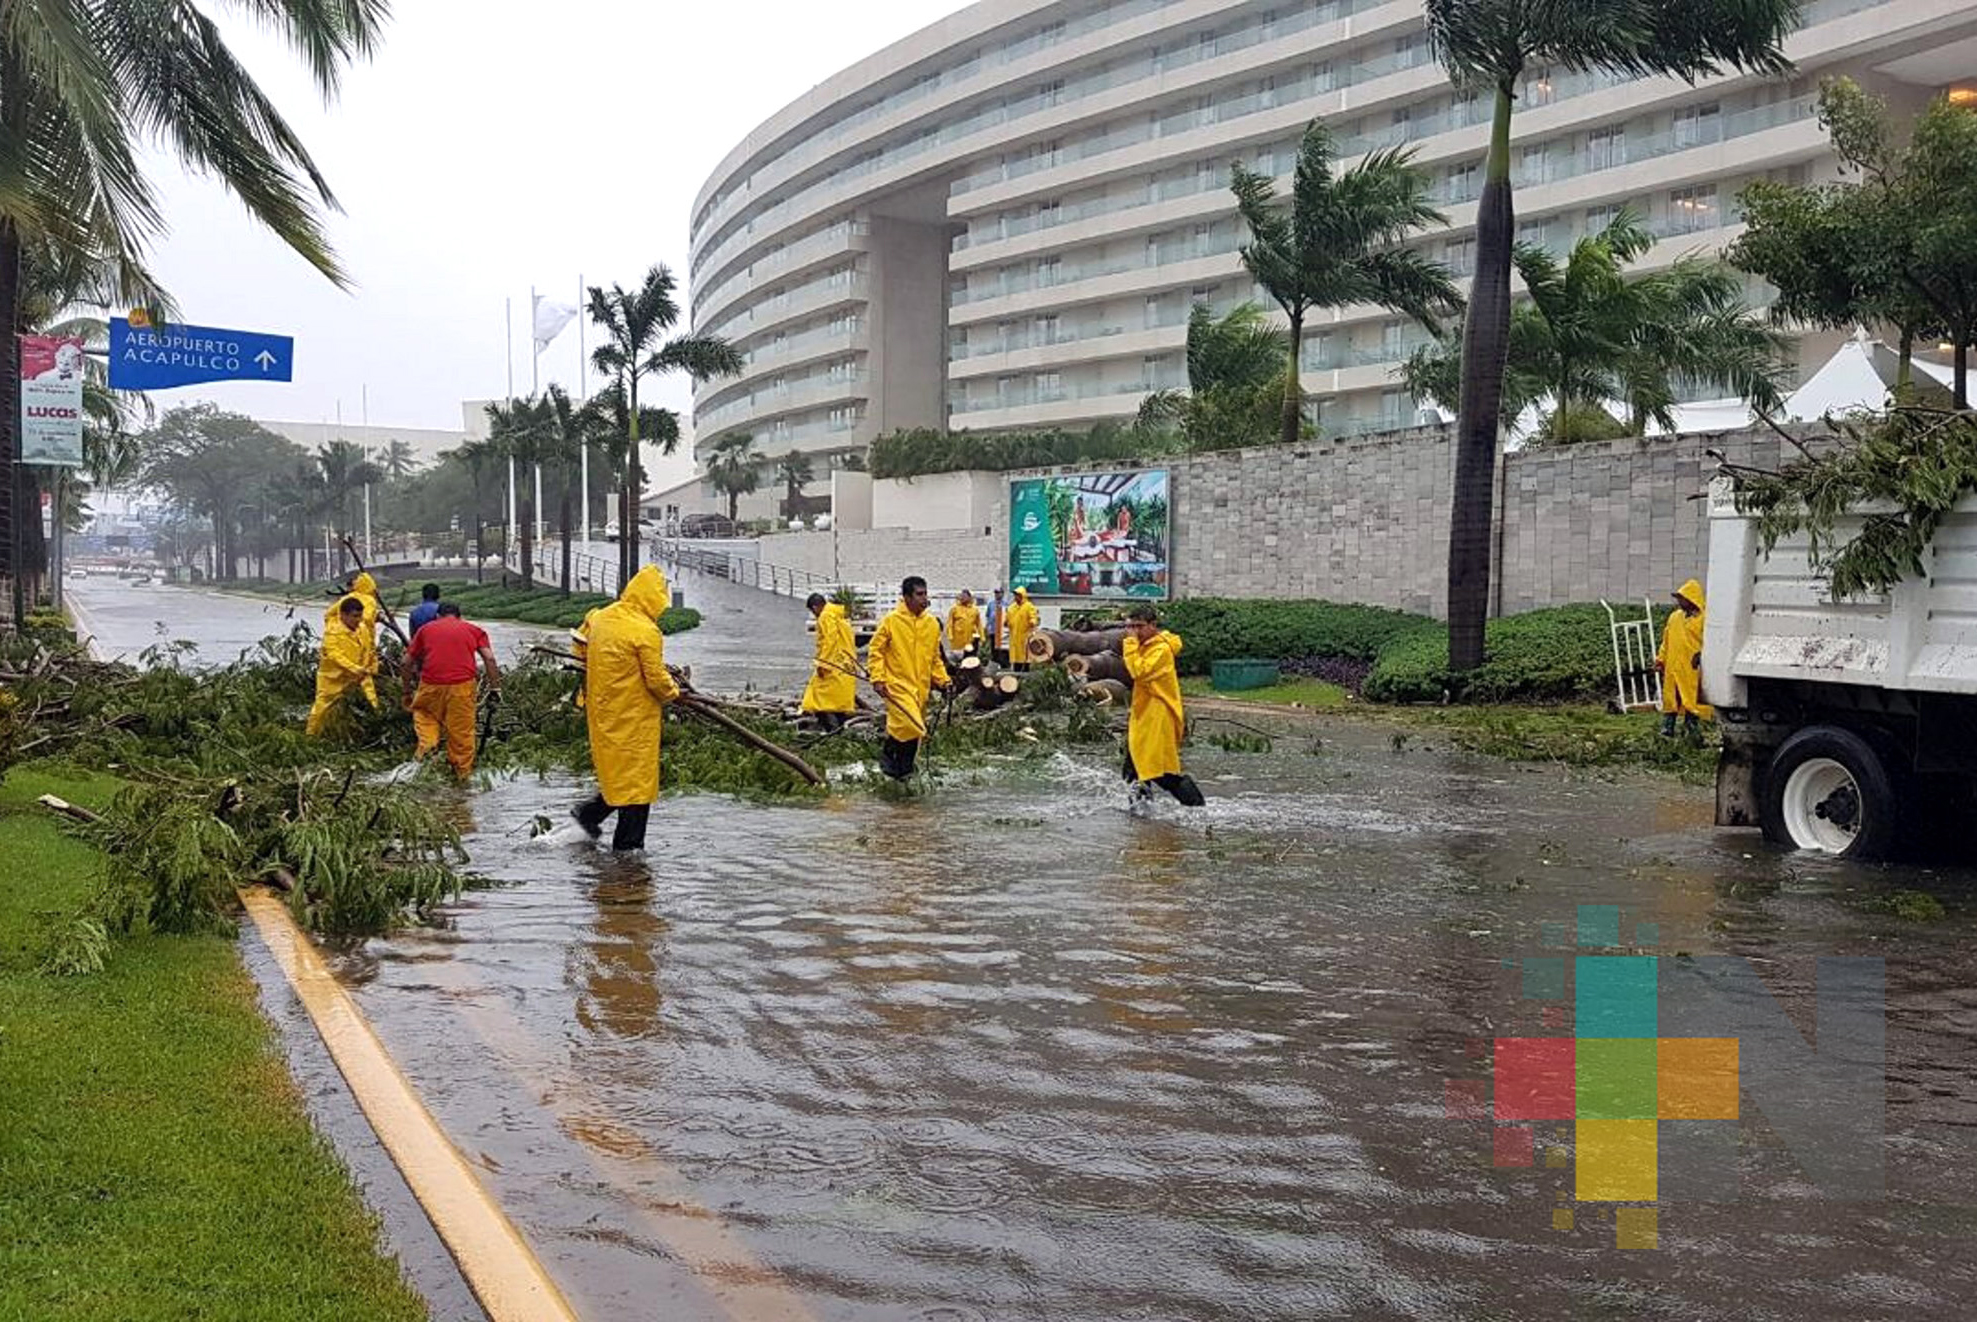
[
  {"x1": 65, "y1": 571, "x2": 812, "y2": 695},
  {"x1": 334, "y1": 728, "x2": 1977, "y2": 1321}
]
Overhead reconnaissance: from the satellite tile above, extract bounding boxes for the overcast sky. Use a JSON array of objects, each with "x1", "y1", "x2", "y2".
[{"x1": 146, "y1": 0, "x2": 973, "y2": 488}]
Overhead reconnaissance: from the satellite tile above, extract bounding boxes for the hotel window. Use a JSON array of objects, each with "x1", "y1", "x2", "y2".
[
  {"x1": 1447, "y1": 161, "x2": 1479, "y2": 203},
  {"x1": 1521, "y1": 143, "x2": 1550, "y2": 185},
  {"x1": 1380, "y1": 390, "x2": 1411, "y2": 426},
  {"x1": 1669, "y1": 184, "x2": 1719, "y2": 234},
  {"x1": 1522, "y1": 66, "x2": 1557, "y2": 106},
  {"x1": 1037, "y1": 371, "x2": 1063, "y2": 400},
  {"x1": 1036, "y1": 255, "x2": 1062, "y2": 286},
  {"x1": 1444, "y1": 236, "x2": 1476, "y2": 277},
  {"x1": 1314, "y1": 60, "x2": 1335, "y2": 92},
  {"x1": 1674, "y1": 103, "x2": 1722, "y2": 148},
  {"x1": 1585, "y1": 202, "x2": 1622, "y2": 234},
  {"x1": 1587, "y1": 126, "x2": 1626, "y2": 171},
  {"x1": 1516, "y1": 219, "x2": 1552, "y2": 250},
  {"x1": 1034, "y1": 314, "x2": 1059, "y2": 345}
]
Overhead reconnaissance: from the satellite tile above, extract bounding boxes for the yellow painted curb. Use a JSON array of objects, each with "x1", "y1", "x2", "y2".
[{"x1": 241, "y1": 890, "x2": 582, "y2": 1322}]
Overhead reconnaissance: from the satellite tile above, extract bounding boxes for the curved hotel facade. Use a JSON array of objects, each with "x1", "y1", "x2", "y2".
[{"x1": 689, "y1": 0, "x2": 1977, "y2": 478}]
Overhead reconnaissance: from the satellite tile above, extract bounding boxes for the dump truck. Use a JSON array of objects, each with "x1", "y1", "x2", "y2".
[{"x1": 1703, "y1": 477, "x2": 1977, "y2": 858}]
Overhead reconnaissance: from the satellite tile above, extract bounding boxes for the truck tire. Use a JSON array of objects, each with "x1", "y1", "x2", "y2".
[{"x1": 1760, "y1": 725, "x2": 1900, "y2": 859}]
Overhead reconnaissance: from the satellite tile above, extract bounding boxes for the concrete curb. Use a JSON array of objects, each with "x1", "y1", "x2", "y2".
[{"x1": 239, "y1": 890, "x2": 581, "y2": 1322}]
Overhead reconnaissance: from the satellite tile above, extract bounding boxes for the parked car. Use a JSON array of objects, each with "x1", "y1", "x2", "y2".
[{"x1": 679, "y1": 513, "x2": 738, "y2": 539}]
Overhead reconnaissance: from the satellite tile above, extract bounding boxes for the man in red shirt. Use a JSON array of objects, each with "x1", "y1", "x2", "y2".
[{"x1": 403, "y1": 603, "x2": 501, "y2": 778}]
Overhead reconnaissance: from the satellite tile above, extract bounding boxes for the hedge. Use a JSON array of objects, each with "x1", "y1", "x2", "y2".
[
  {"x1": 1362, "y1": 603, "x2": 1667, "y2": 704},
  {"x1": 1157, "y1": 598, "x2": 1438, "y2": 676}
]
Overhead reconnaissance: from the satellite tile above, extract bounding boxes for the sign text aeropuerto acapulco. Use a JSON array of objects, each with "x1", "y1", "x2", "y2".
[{"x1": 120, "y1": 329, "x2": 247, "y2": 375}]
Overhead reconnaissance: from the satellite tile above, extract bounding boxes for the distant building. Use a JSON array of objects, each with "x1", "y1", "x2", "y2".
[
  {"x1": 691, "y1": 0, "x2": 1977, "y2": 458},
  {"x1": 259, "y1": 418, "x2": 468, "y2": 470}
]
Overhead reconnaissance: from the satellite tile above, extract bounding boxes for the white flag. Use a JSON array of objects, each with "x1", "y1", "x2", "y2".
[{"x1": 532, "y1": 295, "x2": 579, "y2": 357}]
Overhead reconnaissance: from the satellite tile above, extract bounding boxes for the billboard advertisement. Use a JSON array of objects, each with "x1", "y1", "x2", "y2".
[
  {"x1": 20, "y1": 334, "x2": 86, "y2": 467},
  {"x1": 1008, "y1": 469, "x2": 1170, "y2": 599}
]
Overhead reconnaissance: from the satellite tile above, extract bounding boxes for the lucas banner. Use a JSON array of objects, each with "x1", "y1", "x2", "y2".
[
  {"x1": 19, "y1": 334, "x2": 86, "y2": 467},
  {"x1": 1008, "y1": 469, "x2": 1170, "y2": 599}
]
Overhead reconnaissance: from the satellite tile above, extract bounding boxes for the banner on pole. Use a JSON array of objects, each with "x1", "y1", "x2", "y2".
[
  {"x1": 532, "y1": 296, "x2": 579, "y2": 357},
  {"x1": 19, "y1": 334, "x2": 86, "y2": 467}
]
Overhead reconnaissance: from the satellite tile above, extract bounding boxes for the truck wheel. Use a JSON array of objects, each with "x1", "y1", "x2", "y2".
[{"x1": 1761, "y1": 726, "x2": 1899, "y2": 859}]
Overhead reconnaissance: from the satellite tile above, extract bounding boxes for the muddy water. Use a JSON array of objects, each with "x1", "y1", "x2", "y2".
[{"x1": 335, "y1": 724, "x2": 1977, "y2": 1321}]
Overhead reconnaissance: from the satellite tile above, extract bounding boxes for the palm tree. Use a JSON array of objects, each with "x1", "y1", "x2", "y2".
[
  {"x1": 578, "y1": 380, "x2": 679, "y2": 567},
  {"x1": 485, "y1": 397, "x2": 547, "y2": 590},
  {"x1": 443, "y1": 439, "x2": 499, "y2": 584},
  {"x1": 587, "y1": 266, "x2": 744, "y2": 583},
  {"x1": 707, "y1": 434, "x2": 760, "y2": 523},
  {"x1": 774, "y1": 450, "x2": 815, "y2": 519},
  {"x1": 0, "y1": 2, "x2": 384, "y2": 624},
  {"x1": 381, "y1": 438, "x2": 417, "y2": 481},
  {"x1": 1232, "y1": 119, "x2": 1463, "y2": 448},
  {"x1": 314, "y1": 440, "x2": 381, "y2": 571},
  {"x1": 1399, "y1": 209, "x2": 1788, "y2": 442},
  {"x1": 1138, "y1": 301, "x2": 1291, "y2": 450},
  {"x1": 1424, "y1": 0, "x2": 1803, "y2": 672},
  {"x1": 536, "y1": 385, "x2": 587, "y2": 596},
  {"x1": 267, "y1": 459, "x2": 324, "y2": 584}
]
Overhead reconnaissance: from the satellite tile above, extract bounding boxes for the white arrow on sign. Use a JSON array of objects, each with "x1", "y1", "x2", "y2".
[{"x1": 254, "y1": 350, "x2": 278, "y2": 372}]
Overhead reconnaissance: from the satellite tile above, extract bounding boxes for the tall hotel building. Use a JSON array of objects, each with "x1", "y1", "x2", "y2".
[{"x1": 689, "y1": 0, "x2": 1977, "y2": 477}]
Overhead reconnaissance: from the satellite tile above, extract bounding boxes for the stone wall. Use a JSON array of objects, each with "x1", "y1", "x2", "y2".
[{"x1": 749, "y1": 426, "x2": 1795, "y2": 616}]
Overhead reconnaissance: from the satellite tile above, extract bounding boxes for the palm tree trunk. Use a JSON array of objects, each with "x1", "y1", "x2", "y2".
[
  {"x1": 0, "y1": 217, "x2": 23, "y2": 626},
  {"x1": 1280, "y1": 309, "x2": 1304, "y2": 447},
  {"x1": 623, "y1": 375, "x2": 641, "y2": 590},
  {"x1": 470, "y1": 472, "x2": 484, "y2": 584},
  {"x1": 1897, "y1": 326, "x2": 1914, "y2": 390},
  {"x1": 1446, "y1": 82, "x2": 1517, "y2": 673},
  {"x1": 558, "y1": 476, "x2": 573, "y2": 598},
  {"x1": 1957, "y1": 335, "x2": 1969, "y2": 411},
  {"x1": 520, "y1": 490, "x2": 535, "y2": 591}
]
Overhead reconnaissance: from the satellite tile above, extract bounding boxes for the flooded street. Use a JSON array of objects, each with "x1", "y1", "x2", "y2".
[
  {"x1": 64, "y1": 569, "x2": 812, "y2": 694},
  {"x1": 336, "y1": 728, "x2": 1977, "y2": 1321}
]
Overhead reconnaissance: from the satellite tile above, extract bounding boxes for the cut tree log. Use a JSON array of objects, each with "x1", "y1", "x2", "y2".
[
  {"x1": 1027, "y1": 627, "x2": 1131, "y2": 664},
  {"x1": 997, "y1": 673, "x2": 1021, "y2": 696},
  {"x1": 672, "y1": 694, "x2": 825, "y2": 786},
  {"x1": 1063, "y1": 651, "x2": 1129, "y2": 684},
  {"x1": 1083, "y1": 678, "x2": 1131, "y2": 706}
]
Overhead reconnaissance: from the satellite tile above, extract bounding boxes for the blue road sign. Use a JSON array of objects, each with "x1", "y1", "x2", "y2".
[{"x1": 108, "y1": 318, "x2": 295, "y2": 390}]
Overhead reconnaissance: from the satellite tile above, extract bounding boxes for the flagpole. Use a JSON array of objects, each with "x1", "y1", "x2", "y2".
[{"x1": 578, "y1": 273, "x2": 589, "y2": 551}]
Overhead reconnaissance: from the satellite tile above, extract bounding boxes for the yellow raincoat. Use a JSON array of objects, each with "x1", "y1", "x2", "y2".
[
  {"x1": 946, "y1": 600, "x2": 982, "y2": 653},
  {"x1": 583, "y1": 566, "x2": 682, "y2": 805},
  {"x1": 866, "y1": 600, "x2": 951, "y2": 742},
  {"x1": 803, "y1": 603, "x2": 859, "y2": 714},
  {"x1": 1659, "y1": 579, "x2": 1713, "y2": 719},
  {"x1": 322, "y1": 573, "x2": 381, "y2": 707},
  {"x1": 1122, "y1": 630, "x2": 1187, "y2": 781},
  {"x1": 305, "y1": 616, "x2": 376, "y2": 735},
  {"x1": 1007, "y1": 590, "x2": 1040, "y2": 667}
]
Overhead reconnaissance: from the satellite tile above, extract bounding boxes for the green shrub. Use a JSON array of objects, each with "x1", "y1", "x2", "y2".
[
  {"x1": 1161, "y1": 598, "x2": 1438, "y2": 676},
  {"x1": 869, "y1": 423, "x2": 1177, "y2": 479},
  {"x1": 1363, "y1": 603, "x2": 1666, "y2": 704}
]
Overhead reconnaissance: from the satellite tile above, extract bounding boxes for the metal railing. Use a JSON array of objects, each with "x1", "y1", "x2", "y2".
[{"x1": 651, "y1": 538, "x2": 838, "y2": 601}]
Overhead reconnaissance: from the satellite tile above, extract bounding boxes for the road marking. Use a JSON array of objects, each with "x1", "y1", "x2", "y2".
[{"x1": 240, "y1": 890, "x2": 582, "y2": 1322}]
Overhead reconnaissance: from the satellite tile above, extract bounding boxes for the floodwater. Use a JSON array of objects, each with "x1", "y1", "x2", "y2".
[
  {"x1": 63, "y1": 569, "x2": 811, "y2": 694},
  {"x1": 334, "y1": 727, "x2": 1977, "y2": 1321}
]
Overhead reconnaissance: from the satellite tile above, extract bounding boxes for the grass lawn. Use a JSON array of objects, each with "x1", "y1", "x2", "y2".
[
  {"x1": 0, "y1": 765, "x2": 428, "y2": 1322},
  {"x1": 203, "y1": 577, "x2": 700, "y2": 633},
  {"x1": 1182, "y1": 675, "x2": 1351, "y2": 709}
]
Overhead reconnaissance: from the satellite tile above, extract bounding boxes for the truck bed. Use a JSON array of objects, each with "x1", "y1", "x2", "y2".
[{"x1": 1702, "y1": 477, "x2": 1977, "y2": 707}]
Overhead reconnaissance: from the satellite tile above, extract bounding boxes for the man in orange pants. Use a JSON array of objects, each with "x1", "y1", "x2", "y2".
[{"x1": 403, "y1": 602, "x2": 501, "y2": 778}]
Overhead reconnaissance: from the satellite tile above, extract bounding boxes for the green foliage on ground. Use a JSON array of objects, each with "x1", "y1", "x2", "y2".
[
  {"x1": 0, "y1": 767, "x2": 428, "y2": 1322},
  {"x1": 1364, "y1": 603, "x2": 1667, "y2": 704},
  {"x1": 1160, "y1": 598, "x2": 1439, "y2": 675},
  {"x1": 1380, "y1": 705, "x2": 1717, "y2": 784}
]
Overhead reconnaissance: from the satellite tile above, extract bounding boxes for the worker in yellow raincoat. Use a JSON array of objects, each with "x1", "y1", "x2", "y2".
[
  {"x1": 1657, "y1": 578, "x2": 1713, "y2": 742},
  {"x1": 1007, "y1": 586, "x2": 1040, "y2": 671},
  {"x1": 866, "y1": 575, "x2": 951, "y2": 781},
  {"x1": 946, "y1": 589, "x2": 983, "y2": 659},
  {"x1": 306, "y1": 597, "x2": 378, "y2": 736},
  {"x1": 572, "y1": 565, "x2": 680, "y2": 851},
  {"x1": 1120, "y1": 604, "x2": 1206, "y2": 806},
  {"x1": 322, "y1": 571, "x2": 382, "y2": 707},
  {"x1": 802, "y1": 592, "x2": 859, "y2": 731}
]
